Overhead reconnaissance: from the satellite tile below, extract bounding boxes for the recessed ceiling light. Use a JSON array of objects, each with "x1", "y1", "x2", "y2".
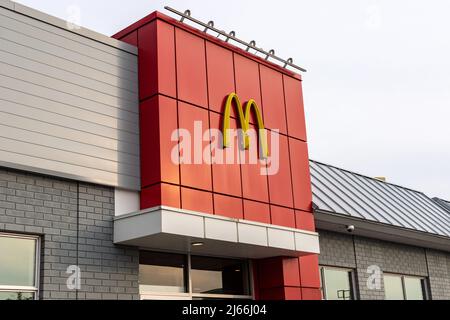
[{"x1": 191, "y1": 242, "x2": 204, "y2": 247}]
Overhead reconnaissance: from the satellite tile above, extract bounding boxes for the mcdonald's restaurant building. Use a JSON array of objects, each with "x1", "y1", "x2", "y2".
[{"x1": 0, "y1": 0, "x2": 449, "y2": 301}]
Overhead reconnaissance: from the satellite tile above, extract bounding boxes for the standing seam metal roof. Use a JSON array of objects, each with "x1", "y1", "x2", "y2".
[
  {"x1": 310, "y1": 160, "x2": 450, "y2": 238},
  {"x1": 433, "y1": 198, "x2": 450, "y2": 214}
]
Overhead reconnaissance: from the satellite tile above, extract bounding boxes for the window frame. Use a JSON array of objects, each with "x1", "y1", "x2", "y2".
[
  {"x1": 383, "y1": 273, "x2": 428, "y2": 300},
  {"x1": 319, "y1": 265, "x2": 356, "y2": 301},
  {"x1": 139, "y1": 250, "x2": 254, "y2": 301},
  {"x1": 139, "y1": 251, "x2": 189, "y2": 294},
  {"x1": 0, "y1": 233, "x2": 40, "y2": 300}
]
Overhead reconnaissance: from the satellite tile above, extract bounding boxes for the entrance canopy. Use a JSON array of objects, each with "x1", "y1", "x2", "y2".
[{"x1": 114, "y1": 206, "x2": 320, "y2": 259}]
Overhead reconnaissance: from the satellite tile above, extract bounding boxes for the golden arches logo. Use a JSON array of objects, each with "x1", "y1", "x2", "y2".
[{"x1": 222, "y1": 93, "x2": 268, "y2": 158}]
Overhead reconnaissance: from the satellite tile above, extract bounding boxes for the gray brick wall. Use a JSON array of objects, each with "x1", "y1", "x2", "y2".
[
  {"x1": 318, "y1": 230, "x2": 356, "y2": 269},
  {"x1": 318, "y1": 230, "x2": 450, "y2": 300},
  {"x1": 352, "y1": 236, "x2": 386, "y2": 300},
  {"x1": 426, "y1": 250, "x2": 450, "y2": 300},
  {"x1": 0, "y1": 167, "x2": 139, "y2": 300}
]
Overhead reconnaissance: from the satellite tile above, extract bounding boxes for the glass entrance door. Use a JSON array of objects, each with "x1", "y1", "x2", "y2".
[{"x1": 139, "y1": 251, "x2": 253, "y2": 301}]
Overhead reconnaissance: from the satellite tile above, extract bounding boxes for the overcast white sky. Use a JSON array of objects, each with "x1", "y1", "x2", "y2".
[{"x1": 14, "y1": 0, "x2": 450, "y2": 199}]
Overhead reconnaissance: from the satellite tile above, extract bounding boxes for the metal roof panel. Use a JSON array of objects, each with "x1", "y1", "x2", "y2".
[{"x1": 310, "y1": 160, "x2": 450, "y2": 238}]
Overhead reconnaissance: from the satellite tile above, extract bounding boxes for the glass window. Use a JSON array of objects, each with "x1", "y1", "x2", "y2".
[
  {"x1": 139, "y1": 251, "x2": 187, "y2": 294},
  {"x1": 321, "y1": 267, "x2": 353, "y2": 300},
  {"x1": 139, "y1": 251, "x2": 252, "y2": 299},
  {"x1": 404, "y1": 277, "x2": 424, "y2": 300},
  {"x1": 191, "y1": 256, "x2": 250, "y2": 296},
  {"x1": 384, "y1": 274, "x2": 404, "y2": 300},
  {"x1": 384, "y1": 274, "x2": 426, "y2": 300},
  {"x1": 0, "y1": 234, "x2": 39, "y2": 300},
  {"x1": 0, "y1": 236, "x2": 37, "y2": 287}
]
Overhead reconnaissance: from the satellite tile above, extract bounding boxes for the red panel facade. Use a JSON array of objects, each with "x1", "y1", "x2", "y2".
[
  {"x1": 270, "y1": 206, "x2": 296, "y2": 229},
  {"x1": 181, "y1": 188, "x2": 213, "y2": 213},
  {"x1": 140, "y1": 95, "x2": 179, "y2": 188},
  {"x1": 260, "y1": 65, "x2": 287, "y2": 134},
  {"x1": 136, "y1": 20, "x2": 176, "y2": 100},
  {"x1": 234, "y1": 54, "x2": 263, "y2": 111},
  {"x1": 241, "y1": 151, "x2": 269, "y2": 203},
  {"x1": 282, "y1": 258, "x2": 301, "y2": 287},
  {"x1": 178, "y1": 102, "x2": 212, "y2": 191},
  {"x1": 214, "y1": 194, "x2": 243, "y2": 220},
  {"x1": 267, "y1": 134, "x2": 294, "y2": 208},
  {"x1": 289, "y1": 138, "x2": 313, "y2": 211},
  {"x1": 210, "y1": 112, "x2": 242, "y2": 198},
  {"x1": 114, "y1": 11, "x2": 320, "y2": 301},
  {"x1": 243, "y1": 200, "x2": 271, "y2": 224},
  {"x1": 254, "y1": 256, "x2": 318, "y2": 300},
  {"x1": 141, "y1": 183, "x2": 180, "y2": 209},
  {"x1": 206, "y1": 42, "x2": 235, "y2": 113},
  {"x1": 120, "y1": 30, "x2": 138, "y2": 46},
  {"x1": 175, "y1": 29, "x2": 208, "y2": 108},
  {"x1": 284, "y1": 75, "x2": 307, "y2": 141},
  {"x1": 299, "y1": 255, "x2": 321, "y2": 288},
  {"x1": 296, "y1": 210, "x2": 316, "y2": 232}
]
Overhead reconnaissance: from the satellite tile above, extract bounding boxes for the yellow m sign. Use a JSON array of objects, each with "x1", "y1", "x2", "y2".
[{"x1": 223, "y1": 93, "x2": 268, "y2": 158}]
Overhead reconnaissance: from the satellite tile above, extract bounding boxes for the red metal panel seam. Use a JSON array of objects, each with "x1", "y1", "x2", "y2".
[
  {"x1": 204, "y1": 39, "x2": 216, "y2": 216},
  {"x1": 282, "y1": 75, "x2": 298, "y2": 228},
  {"x1": 258, "y1": 63, "x2": 272, "y2": 224},
  {"x1": 173, "y1": 25, "x2": 182, "y2": 209},
  {"x1": 140, "y1": 92, "x2": 317, "y2": 139},
  {"x1": 209, "y1": 108, "x2": 313, "y2": 143},
  {"x1": 141, "y1": 181, "x2": 304, "y2": 210},
  {"x1": 231, "y1": 52, "x2": 245, "y2": 216},
  {"x1": 136, "y1": 28, "x2": 143, "y2": 193},
  {"x1": 141, "y1": 172, "x2": 309, "y2": 211},
  {"x1": 298, "y1": 261, "x2": 303, "y2": 298},
  {"x1": 290, "y1": 70, "x2": 308, "y2": 289},
  {"x1": 154, "y1": 21, "x2": 160, "y2": 100},
  {"x1": 136, "y1": 27, "x2": 140, "y2": 90},
  {"x1": 139, "y1": 92, "x2": 162, "y2": 104}
]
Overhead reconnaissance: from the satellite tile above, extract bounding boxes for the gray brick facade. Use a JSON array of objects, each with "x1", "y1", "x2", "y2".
[
  {"x1": 426, "y1": 250, "x2": 450, "y2": 300},
  {"x1": 2, "y1": 166, "x2": 449, "y2": 300},
  {"x1": 319, "y1": 230, "x2": 450, "y2": 300},
  {"x1": 0, "y1": 167, "x2": 139, "y2": 300}
]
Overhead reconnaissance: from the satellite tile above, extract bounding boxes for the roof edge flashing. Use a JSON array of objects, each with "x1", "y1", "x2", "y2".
[
  {"x1": 315, "y1": 210, "x2": 450, "y2": 252},
  {"x1": 0, "y1": 0, "x2": 137, "y2": 55}
]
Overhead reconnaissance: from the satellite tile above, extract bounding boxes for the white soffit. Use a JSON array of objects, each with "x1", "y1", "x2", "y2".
[{"x1": 114, "y1": 206, "x2": 320, "y2": 259}]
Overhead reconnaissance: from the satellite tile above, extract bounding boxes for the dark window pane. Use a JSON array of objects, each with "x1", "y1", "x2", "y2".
[
  {"x1": 404, "y1": 277, "x2": 424, "y2": 300},
  {"x1": 384, "y1": 275, "x2": 404, "y2": 300},
  {"x1": 322, "y1": 268, "x2": 353, "y2": 300},
  {"x1": 0, "y1": 292, "x2": 34, "y2": 300},
  {"x1": 0, "y1": 236, "x2": 36, "y2": 287},
  {"x1": 191, "y1": 256, "x2": 249, "y2": 295},
  {"x1": 139, "y1": 251, "x2": 187, "y2": 293}
]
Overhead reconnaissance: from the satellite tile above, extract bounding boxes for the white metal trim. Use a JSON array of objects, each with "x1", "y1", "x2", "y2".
[
  {"x1": 0, "y1": 1, "x2": 137, "y2": 54},
  {"x1": 116, "y1": 205, "x2": 318, "y2": 236},
  {"x1": 114, "y1": 206, "x2": 320, "y2": 258}
]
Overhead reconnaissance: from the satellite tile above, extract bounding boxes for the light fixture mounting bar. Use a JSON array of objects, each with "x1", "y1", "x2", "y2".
[{"x1": 164, "y1": 6, "x2": 307, "y2": 73}]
